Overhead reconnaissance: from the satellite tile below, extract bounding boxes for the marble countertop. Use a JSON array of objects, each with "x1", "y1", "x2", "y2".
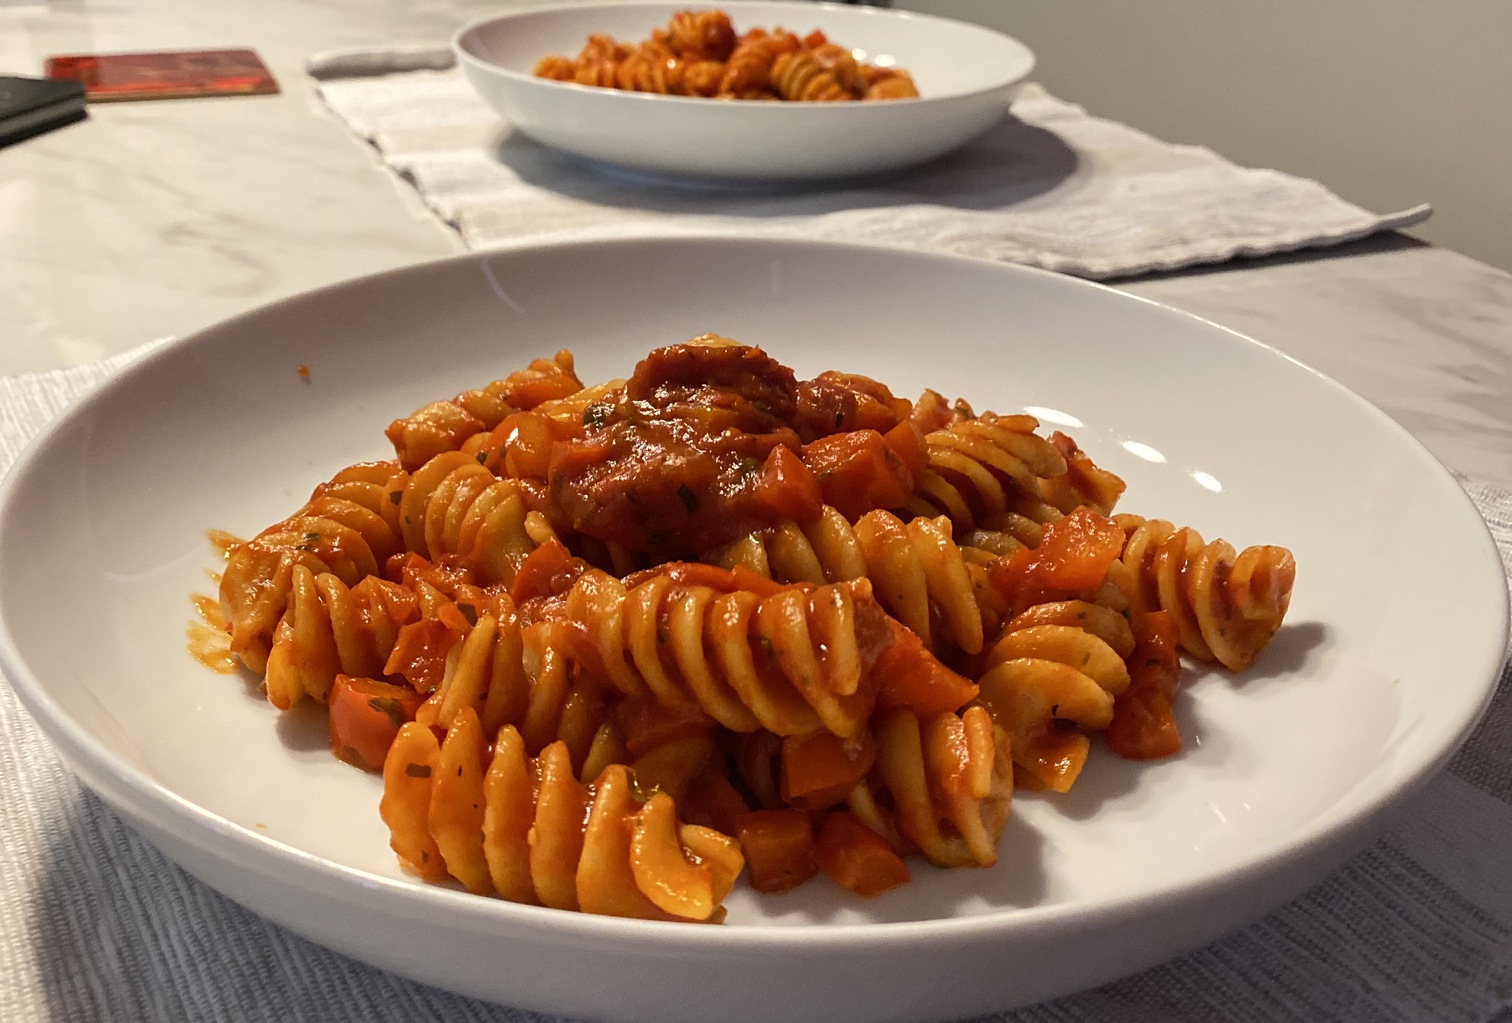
[{"x1": 3, "y1": 0, "x2": 1511, "y2": 489}]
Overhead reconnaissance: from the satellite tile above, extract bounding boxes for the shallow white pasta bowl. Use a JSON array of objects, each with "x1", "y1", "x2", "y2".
[
  {"x1": 0, "y1": 236, "x2": 1505, "y2": 1023},
  {"x1": 452, "y1": 1, "x2": 1035, "y2": 180}
]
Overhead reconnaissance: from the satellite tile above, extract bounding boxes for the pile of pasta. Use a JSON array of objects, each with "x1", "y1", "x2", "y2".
[
  {"x1": 214, "y1": 336, "x2": 1295, "y2": 923},
  {"x1": 533, "y1": 9, "x2": 919, "y2": 102}
]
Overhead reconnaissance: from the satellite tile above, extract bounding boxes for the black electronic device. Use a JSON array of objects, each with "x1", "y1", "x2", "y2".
[{"x1": 0, "y1": 75, "x2": 87, "y2": 148}]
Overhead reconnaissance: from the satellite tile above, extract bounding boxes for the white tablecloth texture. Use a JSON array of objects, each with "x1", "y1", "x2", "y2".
[
  {"x1": 1, "y1": 347, "x2": 1510, "y2": 1022},
  {"x1": 305, "y1": 47, "x2": 1432, "y2": 281}
]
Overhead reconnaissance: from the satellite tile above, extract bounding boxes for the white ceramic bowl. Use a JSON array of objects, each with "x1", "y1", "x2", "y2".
[
  {"x1": 0, "y1": 237, "x2": 1504, "y2": 1023},
  {"x1": 452, "y1": 1, "x2": 1035, "y2": 180}
]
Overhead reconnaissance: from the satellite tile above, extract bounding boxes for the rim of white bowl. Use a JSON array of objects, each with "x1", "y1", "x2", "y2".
[
  {"x1": 450, "y1": 0, "x2": 1037, "y2": 108},
  {"x1": 0, "y1": 234, "x2": 1504, "y2": 954}
]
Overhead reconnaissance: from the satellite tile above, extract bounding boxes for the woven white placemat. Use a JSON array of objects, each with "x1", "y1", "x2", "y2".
[
  {"x1": 305, "y1": 47, "x2": 1432, "y2": 281},
  {"x1": 2, "y1": 347, "x2": 1509, "y2": 1022}
]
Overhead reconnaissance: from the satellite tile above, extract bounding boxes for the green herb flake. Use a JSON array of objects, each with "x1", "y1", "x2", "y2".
[
  {"x1": 368, "y1": 696, "x2": 408, "y2": 730},
  {"x1": 457, "y1": 602, "x2": 479, "y2": 626},
  {"x1": 405, "y1": 763, "x2": 432, "y2": 779},
  {"x1": 389, "y1": 490, "x2": 402, "y2": 504},
  {"x1": 677, "y1": 484, "x2": 699, "y2": 512},
  {"x1": 583, "y1": 403, "x2": 611, "y2": 428},
  {"x1": 476, "y1": 451, "x2": 488, "y2": 464},
  {"x1": 303, "y1": 532, "x2": 320, "y2": 542}
]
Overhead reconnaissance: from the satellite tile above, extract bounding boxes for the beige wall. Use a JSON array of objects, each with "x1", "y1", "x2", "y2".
[{"x1": 900, "y1": 0, "x2": 1512, "y2": 273}]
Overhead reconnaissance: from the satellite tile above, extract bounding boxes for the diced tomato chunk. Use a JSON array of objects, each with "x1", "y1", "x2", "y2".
[
  {"x1": 609, "y1": 696, "x2": 714, "y2": 757},
  {"x1": 328, "y1": 675, "x2": 425, "y2": 772},
  {"x1": 990, "y1": 507, "x2": 1125, "y2": 609},
  {"x1": 882, "y1": 420, "x2": 928, "y2": 478},
  {"x1": 1106, "y1": 690, "x2": 1181, "y2": 760},
  {"x1": 802, "y1": 430, "x2": 914, "y2": 519},
  {"x1": 383, "y1": 618, "x2": 464, "y2": 694},
  {"x1": 814, "y1": 810, "x2": 910, "y2": 897},
  {"x1": 870, "y1": 620, "x2": 978, "y2": 716},
  {"x1": 1106, "y1": 611, "x2": 1184, "y2": 759},
  {"x1": 733, "y1": 808, "x2": 817, "y2": 894},
  {"x1": 780, "y1": 730, "x2": 876, "y2": 809},
  {"x1": 751, "y1": 444, "x2": 823, "y2": 523},
  {"x1": 510, "y1": 538, "x2": 579, "y2": 603},
  {"x1": 681, "y1": 765, "x2": 753, "y2": 836}
]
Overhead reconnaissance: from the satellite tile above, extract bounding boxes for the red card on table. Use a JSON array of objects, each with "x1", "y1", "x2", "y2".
[{"x1": 44, "y1": 48, "x2": 279, "y2": 103}]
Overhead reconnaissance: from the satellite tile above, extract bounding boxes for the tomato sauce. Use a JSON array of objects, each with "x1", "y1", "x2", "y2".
[{"x1": 543, "y1": 339, "x2": 914, "y2": 559}]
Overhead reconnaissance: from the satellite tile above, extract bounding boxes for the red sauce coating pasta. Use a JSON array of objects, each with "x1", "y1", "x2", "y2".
[
  {"x1": 539, "y1": 337, "x2": 923, "y2": 559},
  {"x1": 203, "y1": 333, "x2": 1297, "y2": 920},
  {"x1": 534, "y1": 10, "x2": 920, "y2": 102}
]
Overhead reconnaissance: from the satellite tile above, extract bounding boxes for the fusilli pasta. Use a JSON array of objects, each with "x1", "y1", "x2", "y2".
[
  {"x1": 202, "y1": 334, "x2": 1297, "y2": 920},
  {"x1": 533, "y1": 11, "x2": 920, "y2": 103},
  {"x1": 382, "y1": 715, "x2": 742, "y2": 919}
]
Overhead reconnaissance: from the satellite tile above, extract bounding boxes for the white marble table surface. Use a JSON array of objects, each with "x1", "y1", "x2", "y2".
[{"x1": 3, "y1": 0, "x2": 1511, "y2": 497}]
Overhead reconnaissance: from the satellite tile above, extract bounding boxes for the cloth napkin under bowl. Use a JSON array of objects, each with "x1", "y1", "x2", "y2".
[{"x1": 306, "y1": 47, "x2": 1431, "y2": 281}]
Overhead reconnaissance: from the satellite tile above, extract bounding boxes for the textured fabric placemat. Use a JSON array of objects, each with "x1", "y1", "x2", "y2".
[
  {"x1": 306, "y1": 47, "x2": 1432, "y2": 281},
  {"x1": 2, "y1": 348, "x2": 1509, "y2": 1022}
]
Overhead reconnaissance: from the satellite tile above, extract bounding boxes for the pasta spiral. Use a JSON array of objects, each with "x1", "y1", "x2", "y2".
[
  {"x1": 770, "y1": 50, "x2": 855, "y2": 102},
  {"x1": 263, "y1": 566, "x2": 418, "y2": 709},
  {"x1": 596, "y1": 49, "x2": 725, "y2": 97},
  {"x1": 1110, "y1": 515, "x2": 1297, "y2": 671},
  {"x1": 220, "y1": 461, "x2": 408, "y2": 673},
  {"x1": 848, "y1": 706, "x2": 1012, "y2": 868},
  {"x1": 419, "y1": 611, "x2": 616, "y2": 776},
  {"x1": 960, "y1": 511, "x2": 1047, "y2": 557},
  {"x1": 904, "y1": 414, "x2": 1070, "y2": 533},
  {"x1": 717, "y1": 29, "x2": 795, "y2": 97},
  {"x1": 655, "y1": 10, "x2": 738, "y2": 62},
  {"x1": 998, "y1": 599, "x2": 1136, "y2": 660},
  {"x1": 381, "y1": 714, "x2": 743, "y2": 920},
  {"x1": 568, "y1": 29, "x2": 731, "y2": 96},
  {"x1": 386, "y1": 396, "x2": 505, "y2": 474},
  {"x1": 974, "y1": 613, "x2": 1131, "y2": 792},
  {"x1": 398, "y1": 451, "x2": 557, "y2": 586},
  {"x1": 564, "y1": 568, "x2": 879, "y2": 738},
  {"x1": 711, "y1": 507, "x2": 998, "y2": 655},
  {"x1": 1038, "y1": 431, "x2": 1127, "y2": 516},
  {"x1": 385, "y1": 350, "x2": 583, "y2": 471},
  {"x1": 862, "y1": 68, "x2": 919, "y2": 101},
  {"x1": 533, "y1": 54, "x2": 577, "y2": 82}
]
